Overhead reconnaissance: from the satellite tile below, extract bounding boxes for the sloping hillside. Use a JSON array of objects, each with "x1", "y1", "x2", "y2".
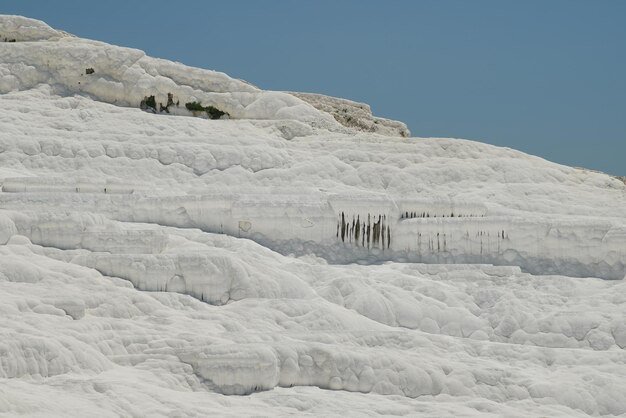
[{"x1": 1, "y1": 16, "x2": 625, "y2": 417}]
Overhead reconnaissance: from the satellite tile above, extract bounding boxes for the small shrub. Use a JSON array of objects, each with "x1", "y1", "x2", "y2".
[
  {"x1": 206, "y1": 106, "x2": 226, "y2": 120},
  {"x1": 140, "y1": 95, "x2": 157, "y2": 112},
  {"x1": 185, "y1": 101, "x2": 228, "y2": 119},
  {"x1": 145, "y1": 95, "x2": 156, "y2": 109},
  {"x1": 185, "y1": 101, "x2": 205, "y2": 112}
]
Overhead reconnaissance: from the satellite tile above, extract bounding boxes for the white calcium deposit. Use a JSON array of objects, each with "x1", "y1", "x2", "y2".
[{"x1": 1, "y1": 15, "x2": 625, "y2": 417}]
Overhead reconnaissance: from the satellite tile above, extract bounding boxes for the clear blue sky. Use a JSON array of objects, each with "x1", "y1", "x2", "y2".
[{"x1": 4, "y1": 1, "x2": 625, "y2": 175}]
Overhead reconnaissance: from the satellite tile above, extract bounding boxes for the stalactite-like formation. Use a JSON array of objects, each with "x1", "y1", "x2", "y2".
[
  {"x1": 372, "y1": 215, "x2": 381, "y2": 246},
  {"x1": 335, "y1": 211, "x2": 392, "y2": 250},
  {"x1": 362, "y1": 222, "x2": 366, "y2": 247},
  {"x1": 351, "y1": 217, "x2": 355, "y2": 243},
  {"x1": 399, "y1": 210, "x2": 484, "y2": 219}
]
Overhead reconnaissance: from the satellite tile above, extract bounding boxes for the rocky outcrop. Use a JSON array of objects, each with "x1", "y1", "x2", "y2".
[{"x1": 289, "y1": 92, "x2": 410, "y2": 137}]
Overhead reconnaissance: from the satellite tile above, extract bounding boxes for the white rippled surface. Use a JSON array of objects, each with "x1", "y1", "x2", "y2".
[{"x1": 1, "y1": 15, "x2": 625, "y2": 417}]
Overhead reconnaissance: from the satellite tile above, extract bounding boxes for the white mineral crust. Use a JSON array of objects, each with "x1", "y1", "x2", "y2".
[{"x1": 1, "y1": 15, "x2": 625, "y2": 417}]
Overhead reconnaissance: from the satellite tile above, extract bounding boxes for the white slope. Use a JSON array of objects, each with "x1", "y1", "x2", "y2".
[{"x1": 1, "y1": 15, "x2": 625, "y2": 418}]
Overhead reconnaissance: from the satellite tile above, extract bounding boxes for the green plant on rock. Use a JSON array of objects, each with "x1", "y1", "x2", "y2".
[
  {"x1": 185, "y1": 101, "x2": 205, "y2": 112},
  {"x1": 185, "y1": 101, "x2": 228, "y2": 119},
  {"x1": 140, "y1": 95, "x2": 157, "y2": 112},
  {"x1": 205, "y1": 106, "x2": 226, "y2": 120}
]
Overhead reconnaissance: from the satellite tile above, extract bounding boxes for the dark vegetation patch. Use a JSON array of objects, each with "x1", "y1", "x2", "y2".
[
  {"x1": 159, "y1": 93, "x2": 177, "y2": 113},
  {"x1": 185, "y1": 101, "x2": 228, "y2": 119},
  {"x1": 138, "y1": 94, "x2": 227, "y2": 120},
  {"x1": 140, "y1": 95, "x2": 157, "y2": 113}
]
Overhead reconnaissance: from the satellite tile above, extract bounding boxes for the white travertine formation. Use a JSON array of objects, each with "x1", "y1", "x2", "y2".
[{"x1": 1, "y1": 15, "x2": 625, "y2": 418}]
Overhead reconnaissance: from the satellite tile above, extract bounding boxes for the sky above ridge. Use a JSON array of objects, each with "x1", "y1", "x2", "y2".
[{"x1": 3, "y1": 0, "x2": 625, "y2": 176}]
